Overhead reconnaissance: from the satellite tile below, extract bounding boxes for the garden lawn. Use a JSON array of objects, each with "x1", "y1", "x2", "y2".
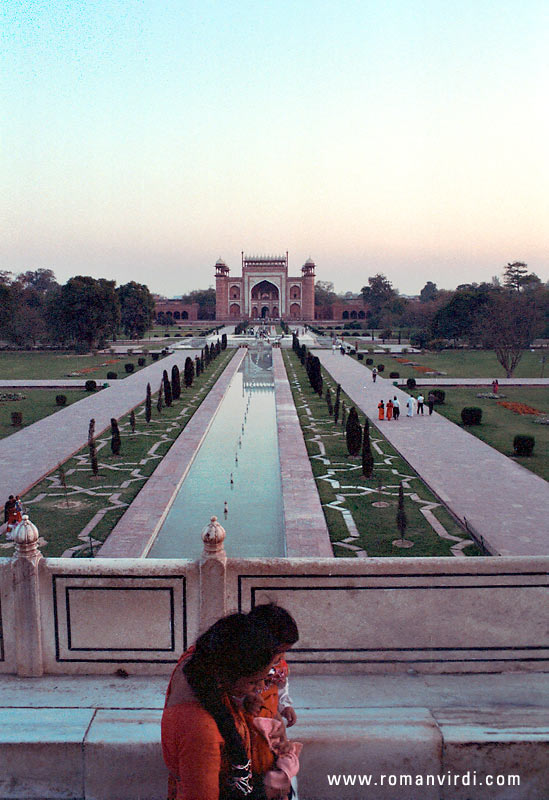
[
  {"x1": 426, "y1": 386, "x2": 549, "y2": 482},
  {"x1": 381, "y1": 349, "x2": 546, "y2": 379},
  {"x1": 283, "y1": 350, "x2": 482, "y2": 558},
  {"x1": 0, "y1": 351, "x2": 155, "y2": 381},
  {"x1": 0, "y1": 389, "x2": 90, "y2": 440},
  {"x1": 3, "y1": 349, "x2": 233, "y2": 558}
]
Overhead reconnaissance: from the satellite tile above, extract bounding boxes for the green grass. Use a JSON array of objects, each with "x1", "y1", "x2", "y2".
[
  {"x1": 3, "y1": 350, "x2": 234, "y2": 558},
  {"x1": 377, "y1": 349, "x2": 547, "y2": 379},
  {"x1": 0, "y1": 351, "x2": 160, "y2": 381},
  {"x1": 426, "y1": 386, "x2": 549, "y2": 481},
  {"x1": 283, "y1": 350, "x2": 482, "y2": 558},
  {"x1": 0, "y1": 389, "x2": 90, "y2": 440}
]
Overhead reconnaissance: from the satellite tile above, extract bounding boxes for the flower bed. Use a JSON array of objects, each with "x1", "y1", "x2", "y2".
[
  {"x1": 0, "y1": 392, "x2": 26, "y2": 402},
  {"x1": 497, "y1": 401, "x2": 543, "y2": 416}
]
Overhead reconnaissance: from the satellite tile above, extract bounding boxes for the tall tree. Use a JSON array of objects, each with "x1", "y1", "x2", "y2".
[
  {"x1": 361, "y1": 274, "x2": 396, "y2": 327},
  {"x1": 345, "y1": 407, "x2": 362, "y2": 456},
  {"x1": 117, "y1": 281, "x2": 155, "y2": 339},
  {"x1": 479, "y1": 292, "x2": 541, "y2": 377},
  {"x1": 503, "y1": 262, "x2": 528, "y2": 293},
  {"x1": 53, "y1": 276, "x2": 120, "y2": 350},
  {"x1": 184, "y1": 356, "x2": 195, "y2": 387},
  {"x1": 419, "y1": 281, "x2": 438, "y2": 303},
  {"x1": 333, "y1": 383, "x2": 341, "y2": 425},
  {"x1": 171, "y1": 365, "x2": 181, "y2": 400},
  {"x1": 145, "y1": 383, "x2": 152, "y2": 423},
  {"x1": 397, "y1": 482, "x2": 407, "y2": 540},
  {"x1": 110, "y1": 418, "x2": 121, "y2": 455},
  {"x1": 156, "y1": 382, "x2": 164, "y2": 414},
  {"x1": 163, "y1": 370, "x2": 172, "y2": 407},
  {"x1": 361, "y1": 417, "x2": 374, "y2": 478}
]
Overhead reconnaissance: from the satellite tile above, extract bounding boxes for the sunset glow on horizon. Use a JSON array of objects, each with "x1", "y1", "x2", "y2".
[{"x1": 2, "y1": 0, "x2": 548, "y2": 296}]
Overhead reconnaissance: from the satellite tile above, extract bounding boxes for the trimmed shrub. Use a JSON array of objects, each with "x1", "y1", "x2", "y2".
[
  {"x1": 406, "y1": 377, "x2": 417, "y2": 390},
  {"x1": 432, "y1": 389, "x2": 445, "y2": 404},
  {"x1": 107, "y1": 371, "x2": 118, "y2": 380},
  {"x1": 171, "y1": 364, "x2": 181, "y2": 400},
  {"x1": 361, "y1": 418, "x2": 374, "y2": 478},
  {"x1": 389, "y1": 372, "x2": 399, "y2": 379},
  {"x1": 55, "y1": 394, "x2": 67, "y2": 406},
  {"x1": 175, "y1": 333, "x2": 181, "y2": 337},
  {"x1": 85, "y1": 380, "x2": 97, "y2": 391},
  {"x1": 357, "y1": 353, "x2": 364, "y2": 360},
  {"x1": 461, "y1": 407, "x2": 482, "y2": 426},
  {"x1": 145, "y1": 383, "x2": 152, "y2": 423},
  {"x1": 152, "y1": 352, "x2": 159, "y2": 361},
  {"x1": 366, "y1": 358, "x2": 373, "y2": 365},
  {"x1": 163, "y1": 369, "x2": 172, "y2": 407},
  {"x1": 185, "y1": 333, "x2": 192, "y2": 337},
  {"x1": 138, "y1": 357, "x2": 146, "y2": 366},
  {"x1": 377, "y1": 364, "x2": 385, "y2": 372},
  {"x1": 513, "y1": 435, "x2": 535, "y2": 457},
  {"x1": 11, "y1": 411, "x2": 22, "y2": 425}
]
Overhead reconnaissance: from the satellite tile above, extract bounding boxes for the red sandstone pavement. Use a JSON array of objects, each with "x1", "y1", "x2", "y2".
[
  {"x1": 0, "y1": 350, "x2": 201, "y2": 499},
  {"x1": 272, "y1": 348, "x2": 332, "y2": 557},
  {"x1": 316, "y1": 350, "x2": 549, "y2": 557}
]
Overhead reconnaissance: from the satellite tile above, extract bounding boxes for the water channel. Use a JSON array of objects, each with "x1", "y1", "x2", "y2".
[{"x1": 147, "y1": 343, "x2": 285, "y2": 559}]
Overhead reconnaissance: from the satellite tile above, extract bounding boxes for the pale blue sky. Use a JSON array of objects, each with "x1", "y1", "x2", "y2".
[{"x1": 2, "y1": 0, "x2": 548, "y2": 295}]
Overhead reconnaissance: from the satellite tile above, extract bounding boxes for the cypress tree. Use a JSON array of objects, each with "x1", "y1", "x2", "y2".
[
  {"x1": 334, "y1": 383, "x2": 341, "y2": 424},
  {"x1": 204, "y1": 345, "x2": 210, "y2": 366},
  {"x1": 341, "y1": 401, "x2": 347, "y2": 428},
  {"x1": 130, "y1": 409, "x2": 136, "y2": 434},
  {"x1": 88, "y1": 418, "x2": 95, "y2": 446},
  {"x1": 346, "y1": 407, "x2": 362, "y2": 456},
  {"x1": 184, "y1": 356, "x2": 194, "y2": 387},
  {"x1": 145, "y1": 383, "x2": 152, "y2": 423},
  {"x1": 215, "y1": 339, "x2": 221, "y2": 356},
  {"x1": 312, "y1": 356, "x2": 323, "y2": 396},
  {"x1": 397, "y1": 482, "x2": 408, "y2": 540},
  {"x1": 88, "y1": 419, "x2": 98, "y2": 476},
  {"x1": 299, "y1": 344, "x2": 306, "y2": 365},
  {"x1": 156, "y1": 381, "x2": 163, "y2": 414},
  {"x1": 362, "y1": 417, "x2": 374, "y2": 478},
  {"x1": 200, "y1": 352, "x2": 205, "y2": 372},
  {"x1": 221, "y1": 333, "x2": 227, "y2": 350},
  {"x1": 326, "y1": 387, "x2": 333, "y2": 416},
  {"x1": 195, "y1": 355, "x2": 201, "y2": 377},
  {"x1": 171, "y1": 365, "x2": 181, "y2": 400},
  {"x1": 209, "y1": 343, "x2": 215, "y2": 361},
  {"x1": 163, "y1": 369, "x2": 172, "y2": 407},
  {"x1": 110, "y1": 418, "x2": 121, "y2": 455}
]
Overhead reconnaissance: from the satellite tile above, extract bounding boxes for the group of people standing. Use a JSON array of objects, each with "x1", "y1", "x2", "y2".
[
  {"x1": 3, "y1": 495, "x2": 23, "y2": 537},
  {"x1": 377, "y1": 392, "x2": 437, "y2": 420}
]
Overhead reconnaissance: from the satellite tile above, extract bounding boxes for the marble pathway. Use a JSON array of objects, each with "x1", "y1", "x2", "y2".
[
  {"x1": 316, "y1": 351, "x2": 549, "y2": 557},
  {"x1": 0, "y1": 351, "x2": 201, "y2": 498}
]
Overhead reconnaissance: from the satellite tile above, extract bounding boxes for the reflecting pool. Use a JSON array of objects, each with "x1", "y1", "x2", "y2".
[{"x1": 148, "y1": 345, "x2": 285, "y2": 558}]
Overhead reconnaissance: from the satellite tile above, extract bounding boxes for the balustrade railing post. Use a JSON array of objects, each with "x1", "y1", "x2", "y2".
[
  {"x1": 10, "y1": 515, "x2": 44, "y2": 677},
  {"x1": 199, "y1": 516, "x2": 227, "y2": 634}
]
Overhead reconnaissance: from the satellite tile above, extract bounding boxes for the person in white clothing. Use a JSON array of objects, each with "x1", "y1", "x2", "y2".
[{"x1": 406, "y1": 396, "x2": 414, "y2": 417}]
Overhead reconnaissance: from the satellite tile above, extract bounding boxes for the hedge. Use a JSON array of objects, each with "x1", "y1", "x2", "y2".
[
  {"x1": 513, "y1": 435, "x2": 535, "y2": 457},
  {"x1": 461, "y1": 407, "x2": 482, "y2": 425}
]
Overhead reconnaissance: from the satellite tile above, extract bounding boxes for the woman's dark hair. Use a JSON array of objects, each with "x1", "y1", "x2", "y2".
[
  {"x1": 183, "y1": 612, "x2": 278, "y2": 796},
  {"x1": 247, "y1": 603, "x2": 299, "y2": 648}
]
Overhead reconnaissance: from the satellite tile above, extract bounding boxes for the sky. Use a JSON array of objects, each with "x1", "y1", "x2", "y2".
[{"x1": 2, "y1": 0, "x2": 548, "y2": 297}]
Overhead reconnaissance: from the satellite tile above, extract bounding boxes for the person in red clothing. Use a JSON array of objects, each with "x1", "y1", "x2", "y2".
[{"x1": 162, "y1": 611, "x2": 290, "y2": 800}]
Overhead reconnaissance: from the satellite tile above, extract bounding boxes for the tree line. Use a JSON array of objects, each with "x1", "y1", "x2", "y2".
[{"x1": 0, "y1": 269, "x2": 155, "y2": 350}]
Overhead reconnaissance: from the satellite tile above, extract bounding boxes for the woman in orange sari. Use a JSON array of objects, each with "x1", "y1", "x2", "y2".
[
  {"x1": 162, "y1": 612, "x2": 286, "y2": 800},
  {"x1": 378, "y1": 400, "x2": 385, "y2": 421}
]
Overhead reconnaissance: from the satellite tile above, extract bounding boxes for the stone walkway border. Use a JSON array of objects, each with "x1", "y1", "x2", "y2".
[
  {"x1": 99, "y1": 349, "x2": 247, "y2": 558},
  {"x1": 272, "y1": 349, "x2": 332, "y2": 557},
  {"x1": 316, "y1": 350, "x2": 549, "y2": 557}
]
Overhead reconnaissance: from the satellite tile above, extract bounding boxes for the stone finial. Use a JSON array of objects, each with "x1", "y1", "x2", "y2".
[
  {"x1": 13, "y1": 514, "x2": 41, "y2": 558},
  {"x1": 201, "y1": 515, "x2": 226, "y2": 557}
]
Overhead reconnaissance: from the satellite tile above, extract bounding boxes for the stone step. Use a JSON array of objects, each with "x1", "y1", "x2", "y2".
[{"x1": 0, "y1": 704, "x2": 547, "y2": 799}]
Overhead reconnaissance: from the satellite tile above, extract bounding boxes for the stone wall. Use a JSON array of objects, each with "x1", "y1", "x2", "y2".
[{"x1": 1, "y1": 542, "x2": 547, "y2": 676}]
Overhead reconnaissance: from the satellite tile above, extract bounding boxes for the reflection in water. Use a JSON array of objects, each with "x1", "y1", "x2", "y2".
[{"x1": 148, "y1": 345, "x2": 285, "y2": 559}]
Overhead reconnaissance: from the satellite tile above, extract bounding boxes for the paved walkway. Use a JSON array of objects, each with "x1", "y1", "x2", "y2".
[
  {"x1": 316, "y1": 351, "x2": 549, "y2": 556},
  {"x1": 396, "y1": 377, "x2": 549, "y2": 387},
  {"x1": 0, "y1": 351, "x2": 200, "y2": 498},
  {"x1": 273, "y1": 349, "x2": 332, "y2": 557}
]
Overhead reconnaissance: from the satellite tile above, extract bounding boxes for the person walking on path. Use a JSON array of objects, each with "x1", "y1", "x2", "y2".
[
  {"x1": 332, "y1": 342, "x2": 336, "y2": 355},
  {"x1": 417, "y1": 393, "x2": 424, "y2": 414},
  {"x1": 378, "y1": 400, "x2": 385, "y2": 420},
  {"x1": 386, "y1": 399, "x2": 394, "y2": 421},
  {"x1": 492, "y1": 379, "x2": 499, "y2": 394},
  {"x1": 372, "y1": 367, "x2": 378, "y2": 383},
  {"x1": 406, "y1": 396, "x2": 414, "y2": 417},
  {"x1": 392, "y1": 396, "x2": 400, "y2": 420},
  {"x1": 427, "y1": 392, "x2": 435, "y2": 416}
]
